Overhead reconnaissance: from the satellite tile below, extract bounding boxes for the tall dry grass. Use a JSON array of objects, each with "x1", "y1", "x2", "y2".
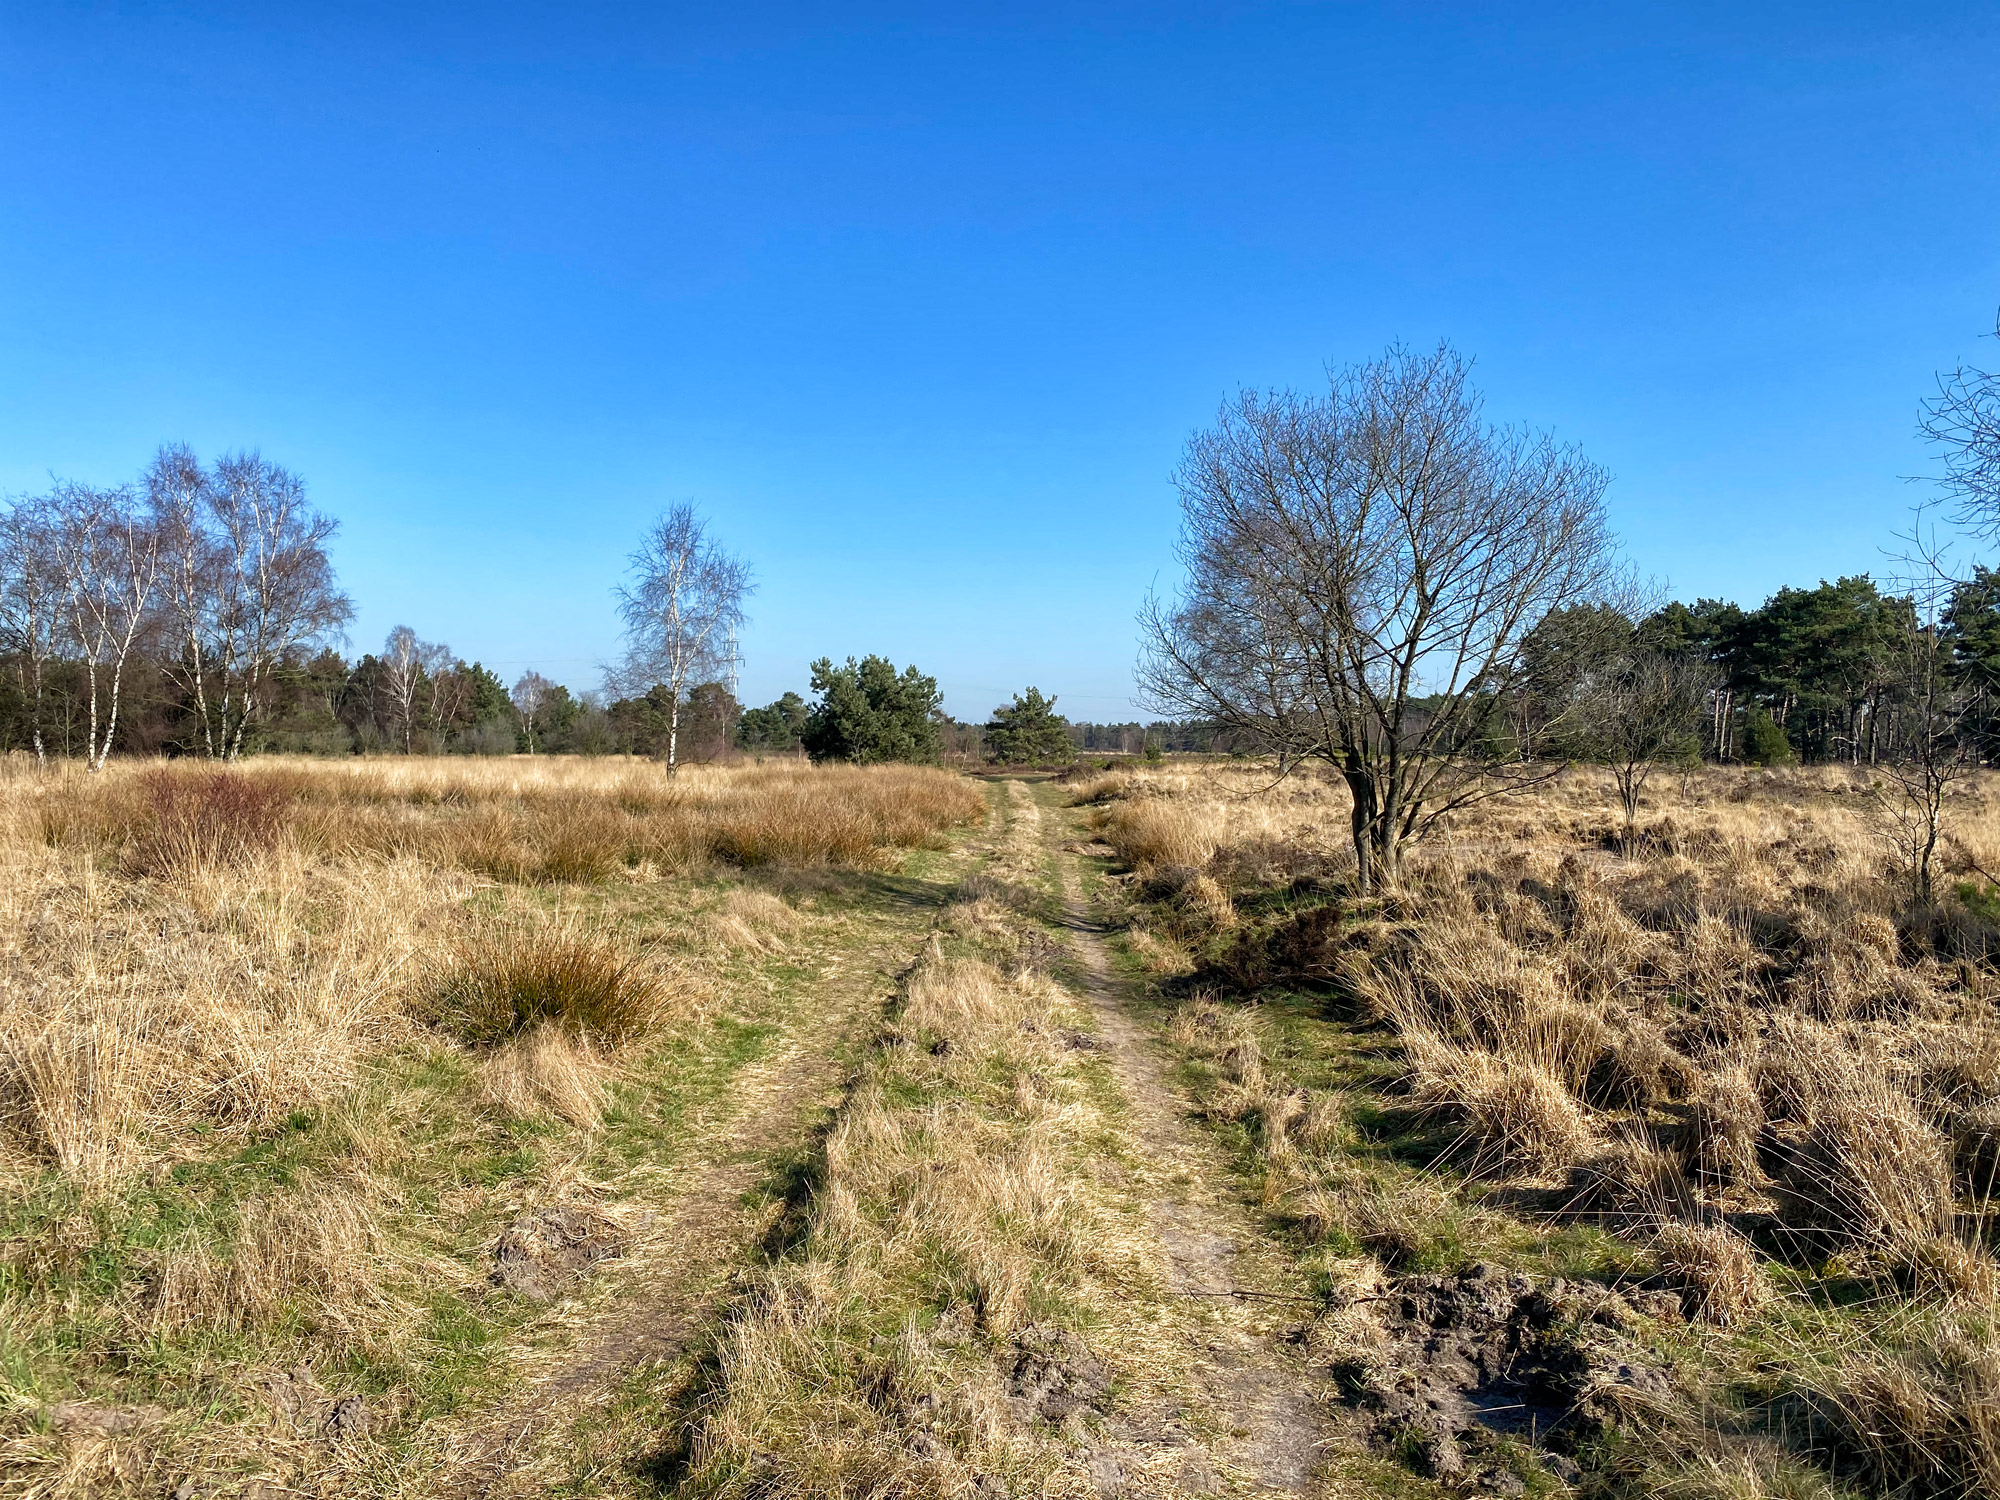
[
  {"x1": 1099, "y1": 760, "x2": 2000, "y2": 1494},
  {"x1": 13, "y1": 754, "x2": 984, "y2": 880},
  {"x1": 0, "y1": 751, "x2": 984, "y2": 1496}
]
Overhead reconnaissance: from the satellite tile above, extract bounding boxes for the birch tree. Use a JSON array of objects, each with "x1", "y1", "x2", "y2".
[
  {"x1": 613, "y1": 504, "x2": 752, "y2": 774},
  {"x1": 512, "y1": 670, "x2": 555, "y2": 754},
  {"x1": 49, "y1": 483, "x2": 161, "y2": 771},
  {"x1": 380, "y1": 625, "x2": 423, "y2": 753},
  {"x1": 148, "y1": 446, "x2": 351, "y2": 759}
]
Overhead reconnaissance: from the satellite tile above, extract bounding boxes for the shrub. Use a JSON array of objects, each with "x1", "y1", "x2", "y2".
[
  {"x1": 128, "y1": 768, "x2": 293, "y2": 876},
  {"x1": 1740, "y1": 704, "x2": 1795, "y2": 766},
  {"x1": 431, "y1": 928, "x2": 664, "y2": 1047}
]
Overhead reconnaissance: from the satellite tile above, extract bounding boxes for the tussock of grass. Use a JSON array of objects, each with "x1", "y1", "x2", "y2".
[
  {"x1": 430, "y1": 924, "x2": 667, "y2": 1047},
  {"x1": 128, "y1": 766, "x2": 297, "y2": 878}
]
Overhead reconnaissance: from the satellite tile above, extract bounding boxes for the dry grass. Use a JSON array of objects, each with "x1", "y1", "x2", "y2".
[
  {"x1": 0, "y1": 754, "x2": 978, "y2": 1192},
  {"x1": 1100, "y1": 760, "x2": 2000, "y2": 1496},
  {"x1": 478, "y1": 1024, "x2": 621, "y2": 1128},
  {"x1": 0, "y1": 752, "x2": 984, "y2": 1495},
  {"x1": 18, "y1": 754, "x2": 984, "y2": 878},
  {"x1": 429, "y1": 920, "x2": 670, "y2": 1047},
  {"x1": 684, "y1": 925, "x2": 1115, "y2": 1495}
]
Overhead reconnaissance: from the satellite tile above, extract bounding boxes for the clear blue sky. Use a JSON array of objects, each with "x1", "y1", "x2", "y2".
[{"x1": 2, "y1": 4, "x2": 1996, "y2": 719}]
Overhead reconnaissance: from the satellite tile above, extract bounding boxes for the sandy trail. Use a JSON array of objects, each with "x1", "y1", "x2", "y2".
[{"x1": 1041, "y1": 784, "x2": 1334, "y2": 1495}]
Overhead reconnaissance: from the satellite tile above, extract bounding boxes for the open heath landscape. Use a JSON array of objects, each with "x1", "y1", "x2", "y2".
[{"x1": 7, "y1": 7, "x2": 2000, "y2": 1498}]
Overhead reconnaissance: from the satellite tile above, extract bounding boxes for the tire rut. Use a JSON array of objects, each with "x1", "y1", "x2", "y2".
[
  {"x1": 1045, "y1": 796, "x2": 1334, "y2": 1495},
  {"x1": 435, "y1": 942, "x2": 908, "y2": 1494}
]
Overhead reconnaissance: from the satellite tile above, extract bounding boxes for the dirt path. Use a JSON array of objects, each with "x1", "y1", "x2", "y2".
[
  {"x1": 1040, "y1": 786, "x2": 1335, "y2": 1495},
  {"x1": 430, "y1": 919, "x2": 938, "y2": 1494}
]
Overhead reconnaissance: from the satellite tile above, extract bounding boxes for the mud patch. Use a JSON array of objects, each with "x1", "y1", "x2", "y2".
[
  {"x1": 1003, "y1": 1324, "x2": 1111, "y2": 1424},
  {"x1": 489, "y1": 1203, "x2": 628, "y2": 1302},
  {"x1": 1330, "y1": 1263, "x2": 1674, "y2": 1490}
]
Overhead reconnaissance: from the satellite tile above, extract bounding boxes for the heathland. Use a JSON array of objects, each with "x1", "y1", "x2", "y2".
[
  {"x1": 12, "y1": 750, "x2": 2000, "y2": 1499},
  {"x1": 1085, "y1": 759, "x2": 2000, "y2": 1498}
]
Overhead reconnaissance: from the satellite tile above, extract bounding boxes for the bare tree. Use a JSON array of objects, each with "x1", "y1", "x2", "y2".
[
  {"x1": 0, "y1": 492, "x2": 64, "y2": 764},
  {"x1": 148, "y1": 444, "x2": 223, "y2": 754},
  {"x1": 1875, "y1": 518, "x2": 1974, "y2": 906},
  {"x1": 48, "y1": 482, "x2": 161, "y2": 771},
  {"x1": 1572, "y1": 649, "x2": 1717, "y2": 847},
  {"x1": 379, "y1": 626, "x2": 424, "y2": 753},
  {"x1": 1139, "y1": 343, "x2": 1617, "y2": 892},
  {"x1": 418, "y1": 639, "x2": 462, "y2": 746},
  {"x1": 1923, "y1": 310, "x2": 2000, "y2": 536},
  {"x1": 148, "y1": 447, "x2": 352, "y2": 759},
  {"x1": 613, "y1": 504, "x2": 752, "y2": 775},
  {"x1": 512, "y1": 670, "x2": 555, "y2": 754}
]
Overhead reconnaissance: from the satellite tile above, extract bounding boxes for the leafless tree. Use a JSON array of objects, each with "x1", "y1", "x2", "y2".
[
  {"x1": 149, "y1": 444, "x2": 221, "y2": 751},
  {"x1": 512, "y1": 670, "x2": 555, "y2": 754},
  {"x1": 418, "y1": 640, "x2": 462, "y2": 746},
  {"x1": 1874, "y1": 516, "x2": 1975, "y2": 906},
  {"x1": 1139, "y1": 343, "x2": 1616, "y2": 892},
  {"x1": 379, "y1": 626, "x2": 425, "y2": 753},
  {"x1": 1923, "y1": 310, "x2": 2000, "y2": 536},
  {"x1": 1572, "y1": 649, "x2": 1718, "y2": 847},
  {"x1": 613, "y1": 504, "x2": 752, "y2": 775},
  {"x1": 0, "y1": 492, "x2": 64, "y2": 764},
  {"x1": 48, "y1": 482, "x2": 161, "y2": 771},
  {"x1": 148, "y1": 447, "x2": 351, "y2": 759}
]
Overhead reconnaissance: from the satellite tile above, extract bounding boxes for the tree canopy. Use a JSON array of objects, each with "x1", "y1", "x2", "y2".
[
  {"x1": 801, "y1": 656, "x2": 943, "y2": 764},
  {"x1": 984, "y1": 687, "x2": 1073, "y2": 765}
]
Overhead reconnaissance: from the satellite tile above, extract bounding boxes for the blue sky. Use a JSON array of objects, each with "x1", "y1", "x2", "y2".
[{"x1": 2, "y1": 3, "x2": 1996, "y2": 718}]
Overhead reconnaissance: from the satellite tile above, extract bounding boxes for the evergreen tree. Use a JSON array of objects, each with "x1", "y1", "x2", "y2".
[
  {"x1": 984, "y1": 687, "x2": 1073, "y2": 765},
  {"x1": 738, "y1": 690, "x2": 809, "y2": 752},
  {"x1": 800, "y1": 656, "x2": 942, "y2": 764},
  {"x1": 1741, "y1": 702, "x2": 1795, "y2": 765}
]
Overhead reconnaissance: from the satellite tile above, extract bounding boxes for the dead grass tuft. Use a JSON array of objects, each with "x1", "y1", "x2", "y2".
[
  {"x1": 704, "y1": 888, "x2": 807, "y2": 954},
  {"x1": 478, "y1": 1024, "x2": 618, "y2": 1128},
  {"x1": 1405, "y1": 1031, "x2": 1598, "y2": 1174},
  {"x1": 430, "y1": 923, "x2": 667, "y2": 1047},
  {"x1": 1650, "y1": 1221, "x2": 1767, "y2": 1324},
  {"x1": 128, "y1": 766, "x2": 296, "y2": 877}
]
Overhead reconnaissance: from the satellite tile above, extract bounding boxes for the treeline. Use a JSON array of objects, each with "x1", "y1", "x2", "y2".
[
  {"x1": 0, "y1": 440, "x2": 1216, "y2": 768},
  {"x1": 1064, "y1": 720, "x2": 1250, "y2": 755},
  {"x1": 1518, "y1": 570, "x2": 2000, "y2": 767}
]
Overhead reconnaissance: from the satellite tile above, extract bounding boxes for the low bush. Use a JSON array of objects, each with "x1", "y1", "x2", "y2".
[{"x1": 128, "y1": 767, "x2": 295, "y2": 876}]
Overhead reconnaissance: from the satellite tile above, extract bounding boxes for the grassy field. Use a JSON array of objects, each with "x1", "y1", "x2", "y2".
[
  {"x1": 0, "y1": 755, "x2": 984, "y2": 1496},
  {"x1": 1083, "y1": 759, "x2": 2000, "y2": 1498},
  {"x1": 16, "y1": 751, "x2": 2000, "y2": 1498}
]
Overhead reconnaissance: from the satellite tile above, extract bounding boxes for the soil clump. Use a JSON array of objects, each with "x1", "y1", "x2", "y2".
[{"x1": 1330, "y1": 1262, "x2": 1675, "y2": 1491}]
